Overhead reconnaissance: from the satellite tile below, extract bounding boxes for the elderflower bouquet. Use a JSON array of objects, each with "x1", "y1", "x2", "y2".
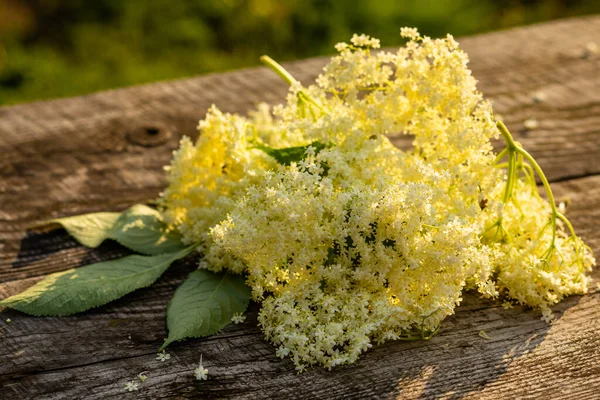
[{"x1": 1, "y1": 29, "x2": 595, "y2": 372}]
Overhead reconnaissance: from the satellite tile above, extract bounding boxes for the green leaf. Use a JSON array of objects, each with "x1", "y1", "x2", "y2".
[
  {"x1": 40, "y1": 211, "x2": 121, "y2": 248},
  {"x1": 160, "y1": 270, "x2": 251, "y2": 350},
  {"x1": 110, "y1": 204, "x2": 186, "y2": 255},
  {"x1": 255, "y1": 141, "x2": 328, "y2": 165},
  {"x1": 0, "y1": 246, "x2": 194, "y2": 316},
  {"x1": 40, "y1": 204, "x2": 185, "y2": 255}
]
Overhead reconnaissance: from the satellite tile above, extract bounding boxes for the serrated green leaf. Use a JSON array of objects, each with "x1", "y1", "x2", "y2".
[
  {"x1": 40, "y1": 204, "x2": 185, "y2": 255},
  {"x1": 0, "y1": 246, "x2": 194, "y2": 316},
  {"x1": 255, "y1": 141, "x2": 328, "y2": 165},
  {"x1": 160, "y1": 270, "x2": 251, "y2": 350}
]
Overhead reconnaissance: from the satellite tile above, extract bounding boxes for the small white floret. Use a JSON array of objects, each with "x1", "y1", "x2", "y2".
[
  {"x1": 194, "y1": 354, "x2": 209, "y2": 381},
  {"x1": 156, "y1": 350, "x2": 171, "y2": 362},
  {"x1": 400, "y1": 27, "x2": 419, "y2": 40},
  {"x1": 541, "y1": 309, "x2": 554, "y2": 323},
  {"x1": 334, "y1": 42, "x2": 349, "y2": 52},
  {"x1": 124, "y1": 381, "x2": 139, "y2": 392},
  {"x1": 276, "y1": 346, "x2": 290, "y2": 359},
  {"x1": 523, "y1": 119, "x2": 538, "y2": 130},
  {"x1": 231, "y1": 313, "x2": 246, "y2": 324}
]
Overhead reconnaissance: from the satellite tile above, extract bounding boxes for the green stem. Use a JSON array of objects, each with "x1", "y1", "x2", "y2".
[
  {"x1": 556, "y1": 212, "x2": 577, "y2": 239},
  {"x1": 494, "y1": 147, "x2": 508, "y2": 164},
  {"x1": 489, "y1": 122, "x2": 587, "y2": 269},
  {"x1": 521, "y1": 162, "x2": 538, "y2": 192},
  {"x1": 260, "y1": 55, "x2": 326, "y2": 113},
  {"x1": 496, "y1": 121, "x2": 565, "y2": 259},
  {"x1": 260, "y1": 55, "x2": 297, "y2": 86},
  {"x1": 495, "y1": 121, "x2": 518, "y2": 150},
  {"x1": 504, "y1": 150, "x2": 516, "y2": 203},
  {"x1": 516, "y1": 148, "x2": 557, "y2": 214},
  {"x1": 495, "y1": 161, "x2": 538, "y2": 194}
]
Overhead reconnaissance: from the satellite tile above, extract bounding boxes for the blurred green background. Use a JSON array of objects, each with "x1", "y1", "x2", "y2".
[{"x1": 1, "y1": 0, "x2": 598, "y2": 105}]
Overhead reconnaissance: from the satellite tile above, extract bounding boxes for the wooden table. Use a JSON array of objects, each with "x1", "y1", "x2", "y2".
[{"x1": 1, "y1": 16, "x2": 599, "y2": 400}]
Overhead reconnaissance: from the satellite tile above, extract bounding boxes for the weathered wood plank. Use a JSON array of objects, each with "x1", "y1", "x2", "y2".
[
  {"x1": 1, "y1": 174, "x2": 599, "y2": 400},
  {"x1": 1, "y1": 16, "x2": 599, "y2": 400}
]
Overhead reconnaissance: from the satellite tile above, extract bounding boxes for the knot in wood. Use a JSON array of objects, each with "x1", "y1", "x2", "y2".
[{"x1": 126, "y1": 123, "x2": 172, "y2": 147}]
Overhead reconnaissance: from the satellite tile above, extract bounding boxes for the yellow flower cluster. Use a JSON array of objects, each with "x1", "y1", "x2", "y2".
[{"x1": 159, "y1": 29, "x2": 595, "y2": 371}]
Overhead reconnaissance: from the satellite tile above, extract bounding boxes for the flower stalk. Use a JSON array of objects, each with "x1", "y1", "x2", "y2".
[{"x1": 494, "y1": 120, "x2": 581, "y2": 263}]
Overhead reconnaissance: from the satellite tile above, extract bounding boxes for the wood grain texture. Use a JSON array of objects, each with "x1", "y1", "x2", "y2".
[{"x1": 1, "y1": 16, "x2": 600, "y2": 400}]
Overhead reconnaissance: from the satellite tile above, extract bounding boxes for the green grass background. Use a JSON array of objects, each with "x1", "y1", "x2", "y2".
[{"x1": 1, "y1": 0, "x2": 598, "y2": 105}]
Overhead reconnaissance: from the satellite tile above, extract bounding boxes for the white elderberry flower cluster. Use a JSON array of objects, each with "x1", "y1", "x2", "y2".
[
  {"x1": 350, "y1": 33, "x2": 381, "y2": 49},
  {"x1": 160, "y1": 29, "x2": 595, "y2": 371},
  {"x1": 400, "y1": 27, "x2": 419, "y2": 39}
]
